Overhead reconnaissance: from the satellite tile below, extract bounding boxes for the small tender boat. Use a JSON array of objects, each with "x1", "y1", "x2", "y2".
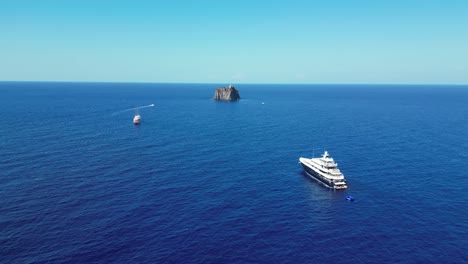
[
  {"x1": 346, "y1": 196, "x2": 355, "y2": 201},
  {"x1": 133, "y1": 114, "x2": 141, "y2": 125}
]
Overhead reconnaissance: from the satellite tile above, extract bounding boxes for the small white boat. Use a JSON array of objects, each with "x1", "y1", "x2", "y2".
[{"x1": 133, "y1": 114, "x2": 141, "y2": 125}]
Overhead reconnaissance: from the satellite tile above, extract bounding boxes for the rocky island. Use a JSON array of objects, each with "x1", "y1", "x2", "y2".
[{"x1": 213, "y1": 85, "x2": 240, "y2": 101}]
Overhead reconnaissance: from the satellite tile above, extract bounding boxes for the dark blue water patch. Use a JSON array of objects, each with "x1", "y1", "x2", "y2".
[{"x1": 0, "y1": 82, "x2": 467, "y2": 263}]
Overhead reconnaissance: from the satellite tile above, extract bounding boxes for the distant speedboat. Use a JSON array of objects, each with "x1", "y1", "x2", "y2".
[
  {"x1": 299, "y1": 151, "x2": 347, "y2": 190},
  {"x1": 133, "y1": 114, "x2": 141, "y2": 125}
]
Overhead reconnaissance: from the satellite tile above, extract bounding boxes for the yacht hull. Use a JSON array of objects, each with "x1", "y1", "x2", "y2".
[
  {"x1": 300, "y1": 162, "x2": 347, "y2": 190},
  {"x1": 301, "y1": 163, "x2": 334, "y2": 188}
]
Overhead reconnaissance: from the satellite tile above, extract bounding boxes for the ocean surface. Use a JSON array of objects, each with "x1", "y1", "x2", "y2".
[{"x1": 1, "y1": 82, "x2": 467, "y2": 263}]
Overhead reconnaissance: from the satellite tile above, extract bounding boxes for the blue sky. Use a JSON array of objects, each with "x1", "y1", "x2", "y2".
[{"x1": 1, "y1": 0, "x2": 467, "y2": 84}]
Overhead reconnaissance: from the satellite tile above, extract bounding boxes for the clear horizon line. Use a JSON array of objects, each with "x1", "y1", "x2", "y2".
[{"x1": 0, "y1": 80, "x2": 467, "y2": 86}]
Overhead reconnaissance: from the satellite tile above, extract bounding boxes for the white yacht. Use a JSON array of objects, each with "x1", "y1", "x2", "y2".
[
  {"x1": 299, "y1": 151, "x2": 347, "y2": 190},
  {"x1": 133, "y1": 114, "x2": 141, "y2": 125}
]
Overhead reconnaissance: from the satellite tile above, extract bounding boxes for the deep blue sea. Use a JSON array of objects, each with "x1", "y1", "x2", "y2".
[{"x1": 1, "y1": 82, "x2": 467, "y2": 263}]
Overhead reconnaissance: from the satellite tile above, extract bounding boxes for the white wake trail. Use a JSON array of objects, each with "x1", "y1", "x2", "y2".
[
  {"x1": 124, "y1": 104, "x2": 155, "y2": 112},
  {"x1": 112, "y1": 104, "x2": 155, "y2": 115}
]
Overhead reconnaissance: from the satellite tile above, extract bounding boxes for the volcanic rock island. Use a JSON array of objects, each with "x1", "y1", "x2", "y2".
[{"x1": 213, "y1": 85, "x2": 240, "y2": 101}]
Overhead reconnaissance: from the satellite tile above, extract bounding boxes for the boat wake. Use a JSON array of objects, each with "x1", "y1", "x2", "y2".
[{"x1": 112, "y1": 104, "x2": 155, "y2": 115}]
